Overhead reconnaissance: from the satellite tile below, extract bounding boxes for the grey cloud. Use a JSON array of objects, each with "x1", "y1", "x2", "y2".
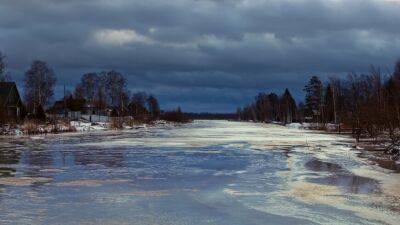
[{"x1": 0, "y1": 0, "x2": 399, "y2": 112}]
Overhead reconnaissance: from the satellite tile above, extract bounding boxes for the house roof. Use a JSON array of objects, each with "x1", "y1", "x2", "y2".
[
  {"x1": 50, "y1": 97, "x2": 87, "y2": 112},
  {"x1": 0, "y1": 82, "x2": 19, "y2": 107}
]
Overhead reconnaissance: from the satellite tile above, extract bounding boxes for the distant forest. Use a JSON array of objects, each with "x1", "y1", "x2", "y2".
[
  {"x1": 237, "y1": 60, "x2": 400, "y2": 143},
  {"x1": 185, "y1": 112, "x2": 236, "y2": 120}
]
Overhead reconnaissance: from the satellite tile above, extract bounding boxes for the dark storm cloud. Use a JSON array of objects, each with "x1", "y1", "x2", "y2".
[{"x1": 1, "y1": 0, "x2": 400, "y2": 112}]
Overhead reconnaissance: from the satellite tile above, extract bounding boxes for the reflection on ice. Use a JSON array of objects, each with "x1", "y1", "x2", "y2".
[
  {"x1": 0, "y1": 120, "x2": 399, "y2": 225},
  {"x1": 305, "y1": 158, "x2": 379, "y2": 194},
  {"x1": 305, "y1": 158, "x2": 345, "y2": 172}
]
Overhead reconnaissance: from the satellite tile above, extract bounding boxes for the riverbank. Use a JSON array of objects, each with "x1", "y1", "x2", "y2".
[
  {"x1": 0, "y1": 119, "x2": 178, "y2": 136},
  {"x1": 285, "y1": 122, "x2": 400, "y2": 168}
]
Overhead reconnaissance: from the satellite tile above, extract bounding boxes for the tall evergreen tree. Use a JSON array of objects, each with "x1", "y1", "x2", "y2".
[
  {"x1": 267, "y1": 93, "x2": 279, "y2": 121},
  {"x1": 255, "y1": 93, "x2": 269, "y2": 122},
  {"x1": 303, "y1": 76, "x2": 323, "y2": 121},
  {"x1": 280, "y1": 89, "x2": 297, "y2": 124}
]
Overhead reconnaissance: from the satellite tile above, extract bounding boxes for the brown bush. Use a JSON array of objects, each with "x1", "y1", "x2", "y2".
[
  {"x1": 161, "y1": 108, "x2": 190, "y2": 123},
  {"x1": 21, "y1": 120, "x2": 41, "y2": 134},
  {"x1": 110, "y1": 117, "x2": 124, "y2": 129}
]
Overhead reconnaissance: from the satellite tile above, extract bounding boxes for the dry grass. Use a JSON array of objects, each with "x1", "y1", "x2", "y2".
[
  {"x1": 110, "y1": 117, "x2": 124, "y2": 129},
  {"x1": 21, "y1": 119, "x2": 76, "y2": 134},
  {"x1": 125, "y1": 117, "x2": 144, "y2": 127},
  {"x1": 21, "y1": 120, "x2": 41, "y2": 134}
]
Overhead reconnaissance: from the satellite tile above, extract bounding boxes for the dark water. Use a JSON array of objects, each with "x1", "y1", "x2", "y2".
[{"x1": 0, "y1": 121, "x2": 399, "y2": 225}]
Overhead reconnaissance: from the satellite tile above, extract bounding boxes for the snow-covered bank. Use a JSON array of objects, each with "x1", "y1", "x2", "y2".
[
  {"x1": 285, "y1": 122, "x2": 400, "y2": 165},
  {"x1": 0, "y1": 122, "x2": 74, "y2": 136},
  {"x1": 70, "y1": 120, "x2": 174, "y2": 132},
  {"x1": 285, "y1": 122, "x2": 339, "y2": 131},
  {"x1": 0, "y1": 120, "x2": 176, "y2": 136},
  {"x1": 69, "y1": 121, "x2": 108, "y2": 132}
]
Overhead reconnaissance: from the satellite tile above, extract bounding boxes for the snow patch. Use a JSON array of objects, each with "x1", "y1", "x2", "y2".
[{"x1": 70, "y1": 121, "x2": 107, "y2": 132}]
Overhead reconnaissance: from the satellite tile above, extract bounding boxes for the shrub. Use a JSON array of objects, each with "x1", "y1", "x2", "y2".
[
  {"x1": 161, "y1": 108, "x2": 190, "y2": 123},
  {"x1": 110, "y1": 117, "x2": 124, "y2": 129},
  {"x1": 21, "y1": 120, "x2": 41, "y2": 134}
]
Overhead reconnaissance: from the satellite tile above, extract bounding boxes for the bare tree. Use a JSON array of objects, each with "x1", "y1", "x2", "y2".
[
  {"x1": 73, "y1": 83, "x2": 85, "y2": 99},
  {"x1": 236, "y1": 107, "x2": 242, "y2": 120},
  {"x1": 328, "y1": 76, "x2": 347, "y2": 133},
  {"x1": 129, "y1": 92, "x2": 148, "y2": 121},
  {"x1": 79, "y1": 72, "x2": 99, "y2": 104},
  {"x1": 102, "y1": 70, "x2": 127, "y2": 110},
  {"x1": 24, "y1": 60, "x2": 56, "y2": 112},
  {"x1": 96, "y1": 74, "x2": 107, "y2": 112},
  {"x1": 120, "y1": 90, "x2": 131, "y2": 116},
  {"x1": 345, "y1": 73, "x2": 363, "y2": 139},
  {"x1": 147, "y1": 95, "x2": 160, "y2": 120}
]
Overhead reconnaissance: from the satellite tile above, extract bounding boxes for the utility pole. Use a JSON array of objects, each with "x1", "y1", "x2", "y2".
[{"x1": 64, "y1": 84, "x2": 67, "y2": 118}]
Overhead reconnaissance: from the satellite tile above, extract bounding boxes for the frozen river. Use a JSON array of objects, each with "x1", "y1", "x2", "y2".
[{"x1": 0, "y1": 120, "x2": 399, "y2": 225}]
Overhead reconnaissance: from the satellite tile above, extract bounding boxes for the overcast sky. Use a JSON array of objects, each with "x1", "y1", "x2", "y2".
[{"x1": 1, "y1": 0, "x2": 400, "y2": 112}]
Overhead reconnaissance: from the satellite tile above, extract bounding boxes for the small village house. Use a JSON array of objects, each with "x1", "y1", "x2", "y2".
[
  {"x1": 49, "y1": 96, "x2": 86, "y2": 121},
  {"x1": 0, "y1": 82, "x2": 23, "y2": 123}
]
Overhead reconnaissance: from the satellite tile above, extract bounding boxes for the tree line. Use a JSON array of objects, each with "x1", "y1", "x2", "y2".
[
  {"x1": 0, "y1": 51, "x2": 187, "y2": 123},
  {"x1": 25, "y1": 61, "x2": 161, "y2": 121},
  {"x1": 69, "y1": 70, "x2": 161, "y2": 121},
  {"x1": 237, "y1": 60, "x2": 400, "y2": 144},
  {"x1": 236, "y1": 88, "x2": 297, "y2": 124}
]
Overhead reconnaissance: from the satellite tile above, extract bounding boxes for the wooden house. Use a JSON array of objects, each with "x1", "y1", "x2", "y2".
[{"x1": 0, "y1": 82, "x2": 23, "y2": 122}]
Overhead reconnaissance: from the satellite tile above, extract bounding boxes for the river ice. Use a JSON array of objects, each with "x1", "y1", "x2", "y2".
[{"x1": 0, "y1": 120, "x2": 399, "y2": 225}]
